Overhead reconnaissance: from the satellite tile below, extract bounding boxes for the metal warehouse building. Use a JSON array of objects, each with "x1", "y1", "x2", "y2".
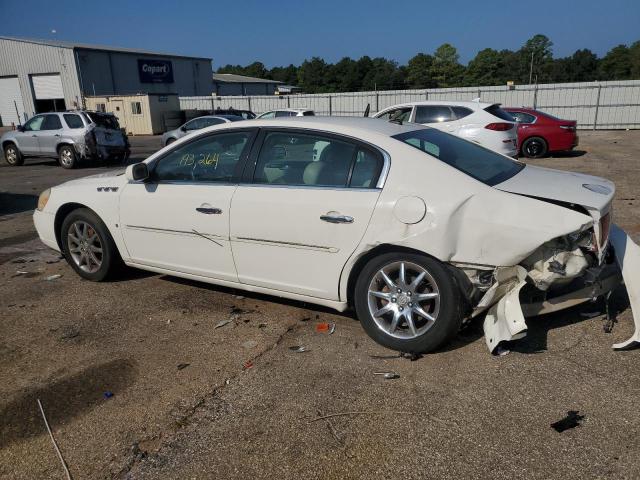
[
  {"x1": 212, "y1": 73, "x2": 283, "y2": 96},
  {"x1": 0, "y1": 36, "x2": 212, "y2": 128}
]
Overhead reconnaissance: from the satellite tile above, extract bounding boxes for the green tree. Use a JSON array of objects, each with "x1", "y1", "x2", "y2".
[
  {"x1": 628, "y1": 41, "x2": 640, "y2": 78},
  {"x1": 518, "y1": 34, "x2": 554, "y2": 83},
  {"x1": 406, "y1": 53, "x2": 436, "y2": 88},
  {"x1": 297, "y1": 57, "x2": 329, "y2": 93},
  {"x1": 429, "y1": 43, "x2": 465, "y2": 87},
  {"x1": 551, "y1": 49, "x2": 599, "y2": 82},
  {"x1": 361, "y1": 57, "x2": 405, "y2": 91},
  {"x1": 464, "y1": 48, "x2": 505, "y2": 86},
  {"x1": 268, "y1": 64, "x2": 299, "y2": 85},
  {"x1": 599, "y1": 44, "x2": 631, "y2": 80}
]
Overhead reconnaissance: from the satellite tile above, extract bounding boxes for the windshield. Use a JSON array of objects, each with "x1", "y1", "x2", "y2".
[
  {"x1": 393, "y1": 128, "x2": 524, "y2": 186},
  {"x1": 86, "y1": 112, "x2": 120, "y2": 130}
]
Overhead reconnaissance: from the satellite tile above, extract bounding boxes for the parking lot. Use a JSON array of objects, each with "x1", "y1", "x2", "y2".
[{"x1": 1, "y1": 130, "x2": 640, "y2": 479}]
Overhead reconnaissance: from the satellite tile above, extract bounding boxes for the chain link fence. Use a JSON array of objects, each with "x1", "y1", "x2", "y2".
[{"x1": 180, "y1": 80, "x2": 640, "y2": 130}]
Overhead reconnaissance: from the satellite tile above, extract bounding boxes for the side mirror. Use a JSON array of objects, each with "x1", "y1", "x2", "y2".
[
  {"x1": 125, "y1": 163, "x2": 149, "y2": 182},
  {"x1": 180, "y1": 126, "x2": 187, "y2": 132},
  {"x1": 16, "y1": 125, "x2": 25, "y2": 132}
]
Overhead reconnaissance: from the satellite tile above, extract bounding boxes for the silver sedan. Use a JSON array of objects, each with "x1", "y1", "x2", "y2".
[{"x1": 161, "y1": 115, "x2": 244, "y2": 146}]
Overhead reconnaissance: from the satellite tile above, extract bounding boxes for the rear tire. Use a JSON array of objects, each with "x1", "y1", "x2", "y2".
[
  {"x1": 58, "y1": 145, "x2": 78, "y2": 169},
  {"x1": 3, "y1": 143, "x2": 24, "y2": 166},
  {"x1": 60, "y1": 208, "x2": 121, "y2": 281},
  {"x1": 521, "y1": 136, "x2": 548, "y2": 158},
  {"x1": 354, "y1": 252, "x2": 463, "y2": 354}
]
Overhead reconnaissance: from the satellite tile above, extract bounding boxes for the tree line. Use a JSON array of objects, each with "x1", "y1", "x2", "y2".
[{"x1": 217, "y1": 35, "x2": 640, "y2": 93}]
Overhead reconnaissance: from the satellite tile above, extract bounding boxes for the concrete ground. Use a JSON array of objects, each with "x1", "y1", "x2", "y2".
[{"x1": 1, "y1": 131, "x2": 639, "y2": 479}]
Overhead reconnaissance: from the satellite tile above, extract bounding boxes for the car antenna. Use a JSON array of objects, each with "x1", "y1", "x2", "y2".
[{"x1": 363, "y1": 103, "x2": 370, "y2": 117}]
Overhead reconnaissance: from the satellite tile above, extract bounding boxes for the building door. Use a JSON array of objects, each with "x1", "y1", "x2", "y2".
[
  {"x1": 0, "y1": 76, "x2": 26, "y2": 126},
  {"x1": 110, "y1": 100, "x2": 127, "y2": 131},
  {"x1": 31, "y1": 74, "x2": 66, "y2": 113}
]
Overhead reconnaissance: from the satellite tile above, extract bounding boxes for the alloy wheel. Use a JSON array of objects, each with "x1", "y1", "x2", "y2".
[
  {"x1": 367, "y1": 261, "x2": 440, "y2": 339},
  {"x1": 60, "y1": 148, "x2": 74, "y2": 167},
  {"x1": 5, "y1": 146, "x2": 17, "y2": 163},
  {"x1": 67, "y1": 221, "x2": 103, "y2": 273}
]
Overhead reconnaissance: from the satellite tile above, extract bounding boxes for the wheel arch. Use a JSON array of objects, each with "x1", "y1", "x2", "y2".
[
  {"x1": 343, "y1": 243, "x2": 474, "y2": 313},
  {"x1": 2, "y1": 139, "x2": 18, "y2": 151},
  {"x1": 54, "y1": 202, "x2": 95, "y2": 250}
]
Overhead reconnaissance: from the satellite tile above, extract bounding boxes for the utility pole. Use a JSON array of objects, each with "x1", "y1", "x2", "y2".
[{"x1": 528, "y1": 51, "x2": 534, "y2": 85}]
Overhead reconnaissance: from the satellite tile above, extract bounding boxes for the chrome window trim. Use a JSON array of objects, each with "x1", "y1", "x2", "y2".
[{"x1": 236, "y1": 183, "x2": 382, "y2": 192}]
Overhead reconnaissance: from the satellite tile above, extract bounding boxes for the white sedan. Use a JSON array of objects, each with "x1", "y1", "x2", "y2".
[
  {"x1": 374, "y1": 100, "x2": 518, "y2": 157},
  {"x1": 33, "y1": 117, "x2": 640, "y2": 354}
]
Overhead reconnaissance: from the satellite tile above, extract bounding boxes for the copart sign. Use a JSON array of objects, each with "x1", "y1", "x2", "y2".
[{"x1": 138, "y1": 59, "x2": 174, "y2": 83}]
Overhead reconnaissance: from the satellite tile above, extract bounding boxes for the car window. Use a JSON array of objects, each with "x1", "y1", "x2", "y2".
[
  {"x1": 201, "y1": 118, "x2": 225, "y2": 127},
  {"x1": 377, "y1": 107, "x2": 412, "y2": 122},
  {"x1": 254, "y1": 132, "x2": 359, "y2": 187},
  {"x1": 485, "y1": 105, "x2": 515, "y2": 121},
  {"x1": 393, "y1": 128, "x2": 524, "y2": 186},
  {"x1": 23, "y1": 115, "x2": 45, "y2": 131},
  {"x1": 86, "y1": 112, "x2": 120, "y2": 129},
  {"x1": 414, "y1": 106, "x2": 454, "y2": 123},
  {"x1": 259, "y1": 111, "x2": 276, "y2": 119},
  {"x1": 451, "y1": 106, "x2": 473, "y2": 120},
  {"x1": 153, "y1": 131, "x2": 251, "y2": 183},
  {"x1": 509, "y1": 111, "x2": 536, "y2": 123},
  {"x1": 63, "y1": 114, "x2": 84, "y2": 129},
  {"x1": 41, "y1": 114, "x2": 62, "y2": 130},
  {"x1": 184, "y1": 118, "x2": 204, "y2": 131},
  {"x1": 302, "y1": 111, "x2": 315, "y2": 116},
  {"x1": 349, "y1": 149, "x2": 384, "y2": 188},
  {"x1": 275, "y1": 110, "x2": 295, "y2": 117}
]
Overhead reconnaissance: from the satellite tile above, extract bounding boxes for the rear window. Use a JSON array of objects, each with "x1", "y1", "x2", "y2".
[
  {"x1": 86, "y1": 112, "x2": 120, "y2": 130},
  {"x1": 302, "y1": 111, "x2": 315, "y2": 116},
  {"x1": 393, "y1": 128, "x2": 524, "y2": 186},
  {"x1": 63, "y1": 114, "x2": 84, "y2": 129},
  {"x1": 484, "y1": 105, "x2": 515, "y2": 122}
]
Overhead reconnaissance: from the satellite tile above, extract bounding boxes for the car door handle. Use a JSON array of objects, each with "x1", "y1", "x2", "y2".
[
  {"x1": 54, "y1": 134, "x2": 60, "y2": 137},
  {"x1": 31, "y1": 134, "x2": 37, "y2": 137},
  {"x1": 196, "y1": 207, "x2": 222, "y2": 215},
  {"x1": 320, "y1": 213, "x2": 354, "y2": 224}
]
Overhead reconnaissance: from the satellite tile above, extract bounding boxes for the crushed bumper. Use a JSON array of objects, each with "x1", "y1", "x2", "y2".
[{"x1": 481, "y1": 223, "x2": 640, "y2": 353}]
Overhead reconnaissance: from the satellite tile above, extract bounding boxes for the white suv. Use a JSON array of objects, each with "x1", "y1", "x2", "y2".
[{"x1": 375, "y1": 101, "x2": 518, "y2": 157}]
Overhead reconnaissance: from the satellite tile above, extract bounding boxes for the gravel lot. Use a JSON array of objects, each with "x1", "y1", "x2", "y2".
[{"x1": 1, "y1": 131, "x2": 639, "y2": 479}]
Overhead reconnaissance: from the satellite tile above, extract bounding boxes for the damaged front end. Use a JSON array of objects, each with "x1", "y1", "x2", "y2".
[{"x1": 468, "y1": 222, "x2": 640, "y2": 354}]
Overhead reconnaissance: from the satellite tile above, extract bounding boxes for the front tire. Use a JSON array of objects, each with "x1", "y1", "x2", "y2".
[
  {"x1": 61, "y1": 208, "x2": 121, "y2": 281},
  {"x1": 58, "y1": 145, "x2": 78, "y2": 169},
  {"x1": 354, "y1": 252, "x2": 462, "y2": 353},
  {"x1": 4, "y1": 143, "x2": 24, "y2": 166},
  {"x1": 521, "y1": 136, "x2": 548, "y2": 158}
]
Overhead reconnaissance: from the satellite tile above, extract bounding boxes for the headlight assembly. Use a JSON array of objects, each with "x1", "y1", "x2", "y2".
[{"x1": 37, "y1": 188, "x2": 51, "y2": 211}]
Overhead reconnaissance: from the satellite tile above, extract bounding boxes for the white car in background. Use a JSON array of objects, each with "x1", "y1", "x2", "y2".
[
  {"x1": 32, "y1": 117, "x2": 640, "y2": 355},
  {"x1": 161, "y1": 115, "x2": 244, "y2": 146},
  {"x1": 375, "y1": 100, "x2": 518, "y2": 157},
  {"x1": 256, "y1": 108, "x2": 315, "y2": 119}
]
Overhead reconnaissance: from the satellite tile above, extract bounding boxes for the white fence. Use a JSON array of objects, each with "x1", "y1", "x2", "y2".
[{"x1": 180, "y1": 80, "x2": 640, "y2": 130}]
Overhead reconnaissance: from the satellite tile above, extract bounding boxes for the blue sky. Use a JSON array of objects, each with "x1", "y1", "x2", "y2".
[{"x1": 1, "y1": 0, "x2": 639, "y2": 68}]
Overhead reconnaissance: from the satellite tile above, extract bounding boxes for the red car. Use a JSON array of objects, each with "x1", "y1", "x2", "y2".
[{"x1": 504, "y1": 107, "x2": 578, "y2": 158}]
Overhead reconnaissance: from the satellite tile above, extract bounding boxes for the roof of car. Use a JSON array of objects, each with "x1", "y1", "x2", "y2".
[
  {"x1": 214, "y1": 116, "x2": 429, "y2": 136},
  {"x1": 503, "y1": 107, "x2": 537, "y2": 113},
  {"x1": 378, "y1": 100, "x2": 494, "y2": 111}
]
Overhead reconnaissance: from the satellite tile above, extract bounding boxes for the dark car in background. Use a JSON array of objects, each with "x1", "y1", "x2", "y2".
[
  {"x1": 504, "y1": 107, "x2": 578, "y2": 158},
  {"x1": 212, "y1": 108, "x2": 256, "y2": 120}
]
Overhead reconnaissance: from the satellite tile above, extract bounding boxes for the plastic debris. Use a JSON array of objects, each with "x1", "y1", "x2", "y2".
[
  {"x1": 374, "y1": 371, "x2": 400, "y2": 380},
  {"x1": 289, "y1": 345, "x2": 309, "y2": 353},
  {"x1": 177, "y1": 363, "x2": 190, "y2": 370},
  {"x1": 243, "y1": 360, "x2": 254, "y2": 370},
  {"x1": 234, "y1": 295, "x2": 245, "y2": 300},
  {"x1": 15, "y1": 271, "x2": 29, "y2": 275},
  {"x1": 214, "y1": 319, "x2": 233, "y2": 329},
  {"x1": 103, "y1": 391, "x2": 114, "y2": 399},
  {"x1": 46, "y1": 274, "x2": 62, "y2": 281},
  {"x1": 551, "y1": 410, "x2": 585, "y2": 432},
  {"x1": 316, "y1": 322, "x2": 335, "y2": 334}
]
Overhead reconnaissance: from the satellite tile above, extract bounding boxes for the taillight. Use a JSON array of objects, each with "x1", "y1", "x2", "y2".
[
  {"x1": 485, "y1": 122, "x2": 514, "y2": 131},
  {"x1": 560, "y1": 125, "x2": 576, "y2": 131},
  {"x1": 599, "y1": 212, "x2": 611, "y2": 246}
]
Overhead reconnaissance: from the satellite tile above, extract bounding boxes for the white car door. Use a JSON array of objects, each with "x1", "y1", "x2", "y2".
[
  {"x1": 230, "y1": 129, "x2": 386, "y2": 300},
  {"x1": 119, "y1": 129, "x2": 257, "y2": 281},
  {"x1": 413, "y1": 105, "x2": 457, "y2": 133}
]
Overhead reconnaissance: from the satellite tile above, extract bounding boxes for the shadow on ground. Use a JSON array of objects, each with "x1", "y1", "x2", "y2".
[
  {"x1": 0, "y1": 193, "x2": 37, "y2": 216},
  {"x1": 0, "y1": 358, "x2": 137, "y2": 448}
]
